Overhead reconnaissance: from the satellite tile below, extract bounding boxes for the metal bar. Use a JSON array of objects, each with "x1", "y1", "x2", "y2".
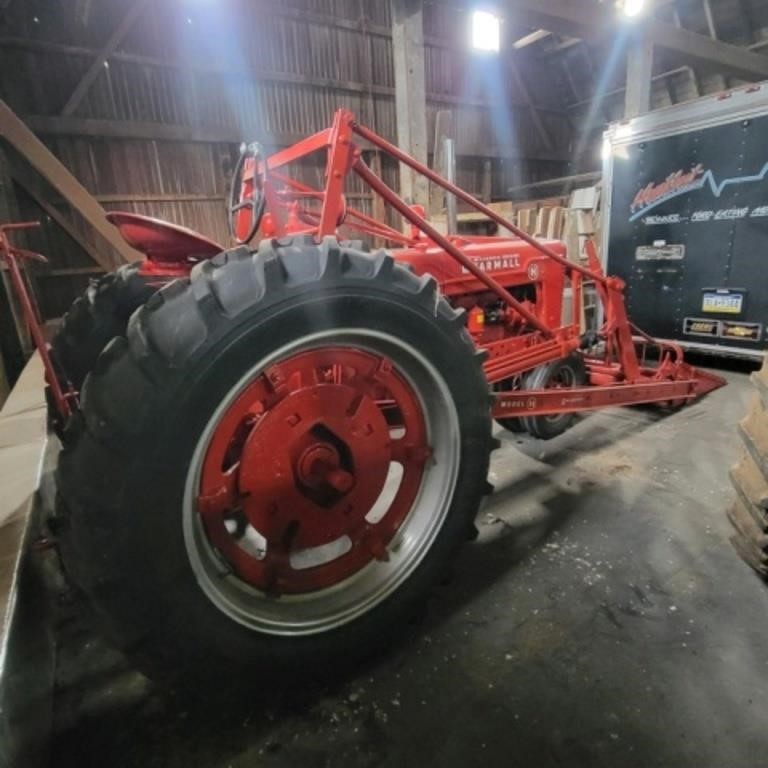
[
  {"x1": 0, "y1": 224, "x2": 72, "y2": 417},
  {"x1": 262, "y1": 129, "x2": 333, "y2": 171},
  {"x1": 352, "y1": 157, "x2": 554, "y2": 336},
  {"x1": 443, "y1": 137, "x2": 457, "y2": 235},
  {"x1": 0, "y1": 147, "x2": 32, "y2": 361},
  {"x1": 268, "y1": 169, "x2": 411, "y2": 243},
  {"x1": 352, "y1": 121, "x2": 608, "y2": 285},
  {"x1": 492, "y1": 379, "x2": 703, "y2": 418},
  {"x1": 318, "y1": 113, "x2": 354, "y2": 236},
  {"x1": 61, "y1": 0, "x2": 151, "y2": 116},
  {"x1": 369, "y1": 151, "x2": 387, "y2": 247},
  {"x1": 484, "y1": 338, "x2": 577, "y2": 383}
]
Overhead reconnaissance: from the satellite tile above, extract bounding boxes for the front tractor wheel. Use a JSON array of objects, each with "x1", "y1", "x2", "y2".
[
  {"x1": 522, "y1": 354, "x2": 587, "y2": 440},
  {"x1": 56, "y1": 238, "x2": 492, "y2": 691}
]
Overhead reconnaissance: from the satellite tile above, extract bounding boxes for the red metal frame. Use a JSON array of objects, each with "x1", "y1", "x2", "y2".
[
  {"x1": 232, "y1": 108, "x2": 724, "y2": 414},
  {"x1": 0, "y1": 222, "x2": 74, "y2": 417},
  {"x1": 3, "y1": 108, "x2": 723, "y2": 425}
]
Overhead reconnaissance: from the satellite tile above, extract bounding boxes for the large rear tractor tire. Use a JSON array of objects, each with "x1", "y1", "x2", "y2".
[
  {"x1": 727, "y1": 355, "x2": 768, "y2": 576},
  {"x1": 55, "y1": 237, "x2": 493, "y2": 693},
  {"x1": 47, "y1": 263, "x2": 159, "y2": 438}
]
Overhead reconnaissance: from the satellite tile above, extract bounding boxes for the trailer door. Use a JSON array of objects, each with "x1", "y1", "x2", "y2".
[{"x1": 606, "y1": 114, "x2": 768, "y2": 356}]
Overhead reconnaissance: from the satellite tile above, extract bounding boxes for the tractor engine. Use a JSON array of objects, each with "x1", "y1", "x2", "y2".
[{"x1": 392, "y1": 237, "x2": 568, "y2": 347}]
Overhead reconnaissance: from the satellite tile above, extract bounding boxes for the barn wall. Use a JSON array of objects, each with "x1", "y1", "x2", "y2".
[{"x1": 0, "y1": 0, "x2": 574, "y2": 320}]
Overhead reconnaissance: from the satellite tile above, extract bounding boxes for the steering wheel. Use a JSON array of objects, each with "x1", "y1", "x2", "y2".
[{"x1": 228, "y1": 141, "x2": 267, "y2": 244}]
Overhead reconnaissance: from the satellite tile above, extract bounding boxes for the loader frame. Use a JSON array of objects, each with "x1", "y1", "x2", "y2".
[
  {"x1": 1, "y1": 109, "x2": 724, "y2": 422},
  {"x1": 231, "y1": 109, "x2": 724, "y2": 417}
]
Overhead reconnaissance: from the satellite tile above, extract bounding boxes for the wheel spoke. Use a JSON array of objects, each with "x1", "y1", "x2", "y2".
[
  {"x1": 198, "y1": 466, "x2": 239, "y2": 519},
  {"x1": 390, "y1": 439, "x2": 432, "y2": 466}
]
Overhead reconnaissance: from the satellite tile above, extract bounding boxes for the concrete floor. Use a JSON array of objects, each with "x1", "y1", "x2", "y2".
[{"x1": 50, "y1": 366, "x2": 768, "y2": 768}]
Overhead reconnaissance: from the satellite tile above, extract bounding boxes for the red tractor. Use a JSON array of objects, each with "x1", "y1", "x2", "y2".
[{"x1": 1, "y1": 110, "x2": 724, "y2": 693}]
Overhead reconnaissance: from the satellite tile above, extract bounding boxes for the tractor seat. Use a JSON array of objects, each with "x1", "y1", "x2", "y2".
[{"x1": 106, "y1": 212, "x2": 224, "y2": 264}]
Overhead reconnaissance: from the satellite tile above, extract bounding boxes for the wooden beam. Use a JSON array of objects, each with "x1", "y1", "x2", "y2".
[
  {"x1": 23, "y1": 112, "x2": 571, "y2": 162},
  {"x1": 672, "y1": 7, "x2": 701, "y2": 98},
  {"x1": 505, "y1": 0, "x2": 768, "y2": 80},
  {"x1": 0, "y1": 37, "x2": 569, "y2": 116},
  {"x1": 61, "y1": 0, "x2": 151, "y2": 117},
  {"x1": 513, "y1": 29, "x2": 551, "y2": 49},
  {"x1": 548, "y1": 37, "x2": 583, "y2": 53},
  {"x1": 567, "y1": 65, "x2": 691, "y2": 109},
  {"x1": 93, "y1": 193, "x2": 226, "y2": 204},
  {"x1": 0, "y1": 99, "x2": 140, "y2": 266},
  {"x1": 40, "y1": 267, "x2": 105, "y2": 277},
  {"x1": 506, "y1": 170, "x2": 601, "y2": 197},
  {"x1": 645, "y1": 19, "x2": 768, "y2": 80},
  {"x1": 625, "y1": 32, "x2": 654, "y2": 117},
  {"x1": 391, "y1": 0, "x2": 429, "y2": 207},
  {"x1": 8, "y1": 155, "x2": 103, "y2": 265}
]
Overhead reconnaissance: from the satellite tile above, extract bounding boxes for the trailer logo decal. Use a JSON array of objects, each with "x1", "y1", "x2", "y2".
[
  {"x1": 629, "y1": 161, "x2": 768, "y2": 222},
  {"x1": 630, "y1": 164, "x2": 705, "y2": 220}
]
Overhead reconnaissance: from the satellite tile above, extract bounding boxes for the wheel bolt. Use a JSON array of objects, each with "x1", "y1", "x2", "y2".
[{"x1": 326, "y1": 468, "x2": 354, "y2": 493}]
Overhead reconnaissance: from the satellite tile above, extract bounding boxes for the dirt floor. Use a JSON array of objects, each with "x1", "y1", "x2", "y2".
[{"x1": 49, "y1": 363, "x2": 768, "y2": 768}]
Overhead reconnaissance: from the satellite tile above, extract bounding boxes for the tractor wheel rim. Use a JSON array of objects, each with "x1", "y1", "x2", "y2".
[{"x1": 183, "y1": 329, "x2": 460, "y2": 637}]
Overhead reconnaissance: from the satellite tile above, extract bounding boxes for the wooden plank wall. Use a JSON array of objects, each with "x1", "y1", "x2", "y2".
[{"x1": 0, "y1": 0, "x2": 577, "y2": 320}]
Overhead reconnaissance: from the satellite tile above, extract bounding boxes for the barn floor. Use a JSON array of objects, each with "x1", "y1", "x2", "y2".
[{"x1": 49, "y1": 363, "x2": 768, "y2": 768}]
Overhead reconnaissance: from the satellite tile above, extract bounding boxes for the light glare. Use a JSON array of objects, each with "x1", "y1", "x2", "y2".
[
  {"x1": 624, "y1": 0, "x2": 645, "y2": 17},
  {"x1": 471, "y1": 10, "x2": 501, "y2": 52}
]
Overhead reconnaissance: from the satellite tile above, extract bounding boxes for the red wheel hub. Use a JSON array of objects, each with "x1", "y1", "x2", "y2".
[{"x1": 197, "y1": 347, "x2": 431, "y2": 595}]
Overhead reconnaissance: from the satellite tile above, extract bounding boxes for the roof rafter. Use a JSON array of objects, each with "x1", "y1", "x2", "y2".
[
  {"x1": 505, "y1": 0, "x2": 768, "y2": 80},
  {"x1": 60, "y1": 0, "x2": 151, "y2": 116}
]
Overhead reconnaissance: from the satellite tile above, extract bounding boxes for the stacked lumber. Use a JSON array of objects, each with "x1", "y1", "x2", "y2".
[{"x1": 727, "y1": 355, "x2": 768, "y2": 576}]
